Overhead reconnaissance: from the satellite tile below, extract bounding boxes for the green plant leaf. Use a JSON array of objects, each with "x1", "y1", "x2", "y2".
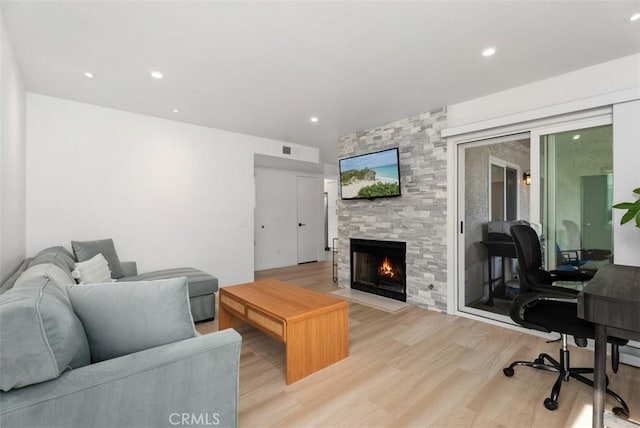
[
  {"x1": 612, "y1": 187, "x2": 640, "y2": 228},
  {"x1": 620, "y1": 208, "x2": 638, "y2": 225},
  {"x1": 613, "y1": 202, "x2": 636, "y2": 209}
]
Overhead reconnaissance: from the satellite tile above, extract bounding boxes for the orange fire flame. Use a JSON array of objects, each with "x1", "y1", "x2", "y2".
[{"x1": 378, "y1": 257, "x2": 397, "y2": 279}]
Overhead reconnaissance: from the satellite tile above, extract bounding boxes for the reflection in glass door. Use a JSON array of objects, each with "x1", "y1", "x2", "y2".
[
  {"x1": 458, "y1": 134, "x2": 530, "y2": 320},
  {"x1": 540, "y1": 125, "x2": 613, "y2": 279},
  {"x1": 490, "y1": 158, "x2": 519, "y2": 222}
]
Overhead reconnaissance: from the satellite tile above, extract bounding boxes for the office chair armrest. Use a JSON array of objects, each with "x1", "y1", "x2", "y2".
[
  {"x1": 509, "y1": 292, "x2": 550, "y2": 332},
  {"x1": 531, "y1": 282, "x2": 579, "y2": 297},
  {"x1": 509, "y1": 292, "x2": 577, "y2": 332},
  {"x1": 550, "y1": 269, "x2": 594, "y2": 282},
  {"x1": 538, "y1": 296, "x2": 578, "y2": 303}
]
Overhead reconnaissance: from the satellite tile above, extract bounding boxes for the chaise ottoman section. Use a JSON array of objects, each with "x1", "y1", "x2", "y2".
[{"x1": 119, "y1": 268, "x2": 218, "y2": 322}]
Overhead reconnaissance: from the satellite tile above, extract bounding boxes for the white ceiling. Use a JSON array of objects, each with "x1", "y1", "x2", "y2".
[{"x1": 3, "y1": 1, "x2": 640, "y2": 167}]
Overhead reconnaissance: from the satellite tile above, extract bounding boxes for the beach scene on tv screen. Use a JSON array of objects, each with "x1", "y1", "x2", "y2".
[{"x1": 340, "y1": 150, "x2": 400, "y2": 199}]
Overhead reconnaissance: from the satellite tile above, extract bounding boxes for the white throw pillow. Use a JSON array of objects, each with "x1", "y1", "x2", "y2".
[{"x1": 71, "y1": 253, "x2": 112, "y2": 284}]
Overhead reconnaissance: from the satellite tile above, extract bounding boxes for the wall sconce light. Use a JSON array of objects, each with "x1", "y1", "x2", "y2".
[{"x1": 523, "y1": 172, "x2": 531, "y2": 185}]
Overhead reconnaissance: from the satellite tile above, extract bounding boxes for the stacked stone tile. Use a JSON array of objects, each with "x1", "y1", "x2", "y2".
[{"x1": 337, "y1": 108, "x2": 448, "y2": 312}]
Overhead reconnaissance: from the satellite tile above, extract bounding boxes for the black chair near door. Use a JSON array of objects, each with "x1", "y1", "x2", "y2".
[
  {"x1": 556, "y1": 219, "x2": 612, "y2": 272},
  {"x1": 503, "y1": 224, "x2": 629, "y2": 415}
]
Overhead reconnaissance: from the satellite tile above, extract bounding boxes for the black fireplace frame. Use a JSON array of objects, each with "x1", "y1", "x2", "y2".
[{"x1": 350, "y1": 238, "x2": 407, "y2": 302}]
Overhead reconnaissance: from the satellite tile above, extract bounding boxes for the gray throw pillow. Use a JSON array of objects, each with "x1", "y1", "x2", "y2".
[
  {"x1": 71, "y1": 238, "x2": 124, "y2": 279},
  {"x1": 0, "y1": 276, "x2": 91, "y2": 391},
  {"x1": 67, "y1": 277, "x2": 196, "y2": 363}
]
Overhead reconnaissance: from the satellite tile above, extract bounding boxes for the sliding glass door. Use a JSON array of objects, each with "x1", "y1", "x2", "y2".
[
  {"x1": 457, "y1": 134, "x2": 530, "y2": 320},
  {"x1": 456, "y1": 114, "x2": 613, "y2": 322},
  {"x1": 539, "y1": 125, "x2": 613, "y2": 279}
]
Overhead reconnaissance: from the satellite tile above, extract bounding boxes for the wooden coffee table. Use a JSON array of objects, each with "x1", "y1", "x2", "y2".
[{"x1": 218, "y1": 279, "x2": 349, "y2": 384}]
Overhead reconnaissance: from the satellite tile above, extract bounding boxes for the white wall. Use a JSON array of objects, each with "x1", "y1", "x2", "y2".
[
  {"x1": 254, "y1": 167, "x2": 324, "y2": 270},
  {"x1": 26, "y1": 94, "x2": 318, "y2": 285},
  {"x1": 0, "y1": 11, "x2": 27, "y2": 283},
  {"x1": 613, "y1": 100, "x2": 640, "y2": 267},
  {"x1": 447, "y1": 54, "x2": 640, "y2": 128}
]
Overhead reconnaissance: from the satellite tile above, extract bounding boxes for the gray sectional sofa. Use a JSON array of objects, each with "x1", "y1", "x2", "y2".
[
  {"x1": 0, "y1": 243, "x2": 219, "y2": 322},
  {"x1": 120, "y1": 264, "x2": 219, "y2": 322},
  {"x1": 0, "y1": 246, "x2": 241, "y2": 428}
]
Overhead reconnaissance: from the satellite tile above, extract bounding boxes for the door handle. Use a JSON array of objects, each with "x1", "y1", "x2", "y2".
[{"x1": 298, "y1": 223, "x2": 306, "y2": 227}]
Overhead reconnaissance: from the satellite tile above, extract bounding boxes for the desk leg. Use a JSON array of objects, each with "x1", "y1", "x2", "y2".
[{"x1": 593, "y1": 324, "x2": 606, "y2": 428}]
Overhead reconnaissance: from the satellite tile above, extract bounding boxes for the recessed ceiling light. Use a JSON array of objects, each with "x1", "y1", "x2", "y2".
[
  {"x1": 150, "y1": 71, "x2": 163, "y2": 79},
  {"x1": 310, "y1": 117, "x2": 319, "y2": 123},
  {"x1": 630, "y1": 13, "x2": 640, "y2": 21},
  {"x1": 84, "y1": 72, "x2": 94, "y2": 78},
  {"x1": 573, "y1": 134, "x2": 581, "y2": 140},
  {"x1": 482, "y1": 47, "x2": 496, "y2": 57},
  {"x1": 172, "y1": 109, "x2": 180, "y2": 113}
]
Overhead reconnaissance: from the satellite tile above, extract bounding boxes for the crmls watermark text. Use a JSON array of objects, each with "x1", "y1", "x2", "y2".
[{"x1": 169, "y1": 412, "x2": 220, "y2": 426}]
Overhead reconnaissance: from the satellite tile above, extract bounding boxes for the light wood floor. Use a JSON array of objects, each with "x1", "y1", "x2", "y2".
[{"x1": 196, "y1": 262, "x2": 640, "y2": 428}]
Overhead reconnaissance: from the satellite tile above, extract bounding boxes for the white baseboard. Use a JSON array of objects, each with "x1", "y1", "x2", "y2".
[{"x1": 620, "y1": 344, "x2": 640, "y2": 368}]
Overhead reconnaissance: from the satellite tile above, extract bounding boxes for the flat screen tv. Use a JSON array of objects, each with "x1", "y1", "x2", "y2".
[{"x1": 339, "y1": 148, "x2": 401, "y2": 200}]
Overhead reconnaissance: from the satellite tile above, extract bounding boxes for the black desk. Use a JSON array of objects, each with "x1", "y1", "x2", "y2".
[
  {"x1": 480, "y1": 240, "x2": 517, "y2": 306},
  {"x1": 577, "y1": 264, "x2": 640, "y2": 428}
]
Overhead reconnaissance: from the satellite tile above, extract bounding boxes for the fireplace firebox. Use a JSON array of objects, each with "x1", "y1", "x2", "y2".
[{"x1": 350, "y1": 238, "x2": 406, "y2": 302}]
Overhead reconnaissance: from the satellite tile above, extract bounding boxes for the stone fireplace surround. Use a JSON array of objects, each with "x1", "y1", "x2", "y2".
[{"x1": 337, "y1": 109, "x2": 448, "y2": 312}]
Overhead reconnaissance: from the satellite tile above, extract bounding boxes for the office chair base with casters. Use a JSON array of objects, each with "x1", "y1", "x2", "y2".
[{"x1": 502, "y1": 334, "x2": 629, "y2": 416}]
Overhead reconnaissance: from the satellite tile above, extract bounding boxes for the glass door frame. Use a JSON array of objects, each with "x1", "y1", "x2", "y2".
[
  {"x1": 456, "y1": 133, "x2": 528, "y2": 323},
  {"x1": 451, "y1": 108, "x2": 612, "y2": 325}
]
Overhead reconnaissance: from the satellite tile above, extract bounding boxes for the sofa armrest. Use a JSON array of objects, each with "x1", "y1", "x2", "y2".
[
  {"x1": 0, "y1": 329, "x2": 242, "y2": 428},
  {"x1": 119, "y1": 261, "x2": 138, "y2": 277}
]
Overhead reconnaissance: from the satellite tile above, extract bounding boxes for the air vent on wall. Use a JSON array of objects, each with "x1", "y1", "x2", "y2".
[{"x1": 282, "y1": 146, "x2": 292, "y2": 155}]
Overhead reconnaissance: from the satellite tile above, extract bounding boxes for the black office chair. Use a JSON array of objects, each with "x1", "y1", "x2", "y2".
[
  {"x1": 503, "y1": 224, "x2": 629, "y2": 415},
  {"x1": 512, "y1": 226, "x2": 594, "y2": 296}
]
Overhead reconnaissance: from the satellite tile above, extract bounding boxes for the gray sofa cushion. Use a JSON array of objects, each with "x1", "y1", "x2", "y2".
[
  {"x1": 119, "y1": 261, "x2": 138, "y2": 277},
  {"x1": 29, "y1": 246, "x2": 76, "y2": 277},
  {"x1": 71, "y1": 239, "x2": 124, "y2": 279},
  {"x1": 189, "y1": 293, "x2": 216, "y2": 322},
  {"x1": 14, "y1": 263, "x2": 75, "y2": 289},
  {"x1": 0, "y1": 258, "x2": 32, "y2": 295},
  {"x1": 68, "y1": 277, "x2": 196, "y2": 363},
  {"x1": 0, "y1": 276, "x2": 91, "y2": 392},
  {"x1": 0, "y1": 330, "x2": 242, "y2": 428},
  {"x1": 120, "y1": 267, "x2": 218, "y2": 297}
]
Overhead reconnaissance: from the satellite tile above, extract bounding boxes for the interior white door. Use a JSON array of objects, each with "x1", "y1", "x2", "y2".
[{"x1": 297, "y1": 176, "x2": 318, "y2": 263}]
